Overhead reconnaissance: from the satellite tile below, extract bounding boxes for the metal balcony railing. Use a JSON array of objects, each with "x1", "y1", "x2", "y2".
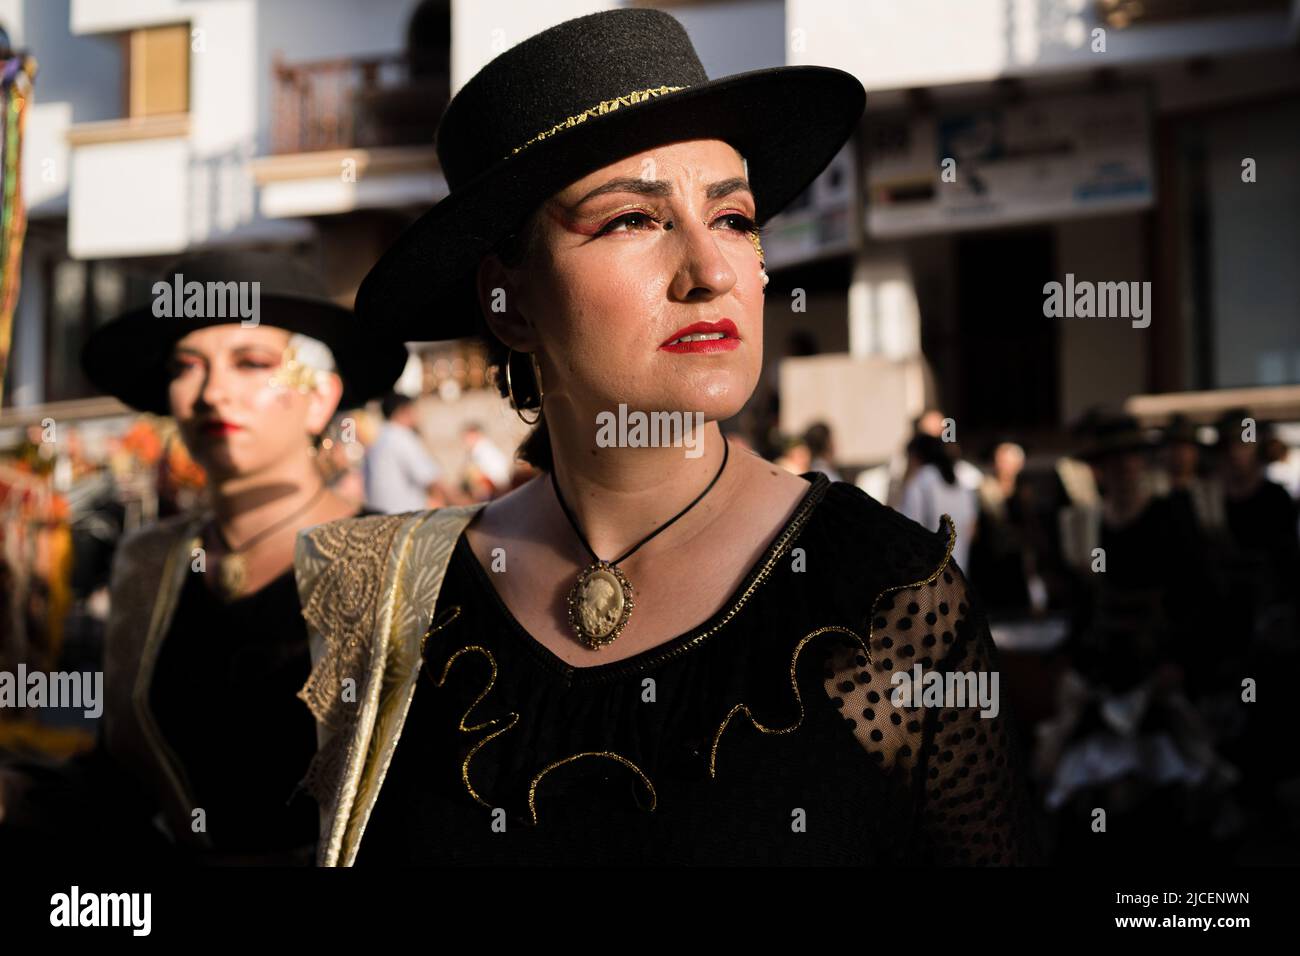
[{"x1": 270, "y1": 52, "x2": 449, "y2": 154}]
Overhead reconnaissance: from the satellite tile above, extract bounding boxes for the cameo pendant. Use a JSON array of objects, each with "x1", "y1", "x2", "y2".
[{"x1": 566, "y1": 561, "x2": 635, "y2": 649}]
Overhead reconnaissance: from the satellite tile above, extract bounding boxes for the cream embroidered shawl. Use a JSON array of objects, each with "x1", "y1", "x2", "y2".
[{"x1": 292, "y1": 504, "x2": 485, "y2": 866}]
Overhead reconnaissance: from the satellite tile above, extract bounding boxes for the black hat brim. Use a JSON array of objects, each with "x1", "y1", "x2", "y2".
[
  {"x1": 1076, "y1": 435, "x2": 1155, "y2": 462},
  {"x1": 357, "y1": 65, "x2": 866, "y2": 342},
  {"x1": 81, "y1": 294, "x2": 409, "y2": 416}
]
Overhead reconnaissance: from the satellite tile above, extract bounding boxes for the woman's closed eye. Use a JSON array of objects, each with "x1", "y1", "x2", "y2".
[
  {"x1": 166, "y1": 356, "x2": 202, "y2": 379},
  {"x1": 165, "y1": 355, "x2": 277, "y2": 378}
]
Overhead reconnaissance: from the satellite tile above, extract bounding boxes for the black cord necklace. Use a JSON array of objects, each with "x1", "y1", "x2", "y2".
[
  {"x1": 210, "y1": 481, "x2": 328, "y2": 600},
  {"x1": 551, "y1": 436, "x2": 730, "y2": 649}
]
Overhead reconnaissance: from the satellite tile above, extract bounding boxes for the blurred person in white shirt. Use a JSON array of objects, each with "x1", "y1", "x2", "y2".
[
  {"x1": 364, "y1": 392, "x2": 448, "y2": 513},
  {"x1": 461, "y1": 422, "x2": 513, "y2": 500},
  {"x1": 898, "y1": 432, "x2": 979, "y2": 571}
]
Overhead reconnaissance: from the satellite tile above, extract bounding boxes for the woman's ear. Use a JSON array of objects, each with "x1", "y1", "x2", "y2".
[
  {"x1": 476, "y1": 253, "x2": 536, "y2": 350},
  {"x1": 305, "y1": 371, "x2": 344, "y2": 437}
]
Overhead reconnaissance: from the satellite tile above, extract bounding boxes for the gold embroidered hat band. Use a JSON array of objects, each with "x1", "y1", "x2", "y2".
[
  {"x1": 510, "y1": 85, "x2": 688, "y2": 158},
  {"x1": 354, "y1": 7, "x2": 864, "y2": 343}
]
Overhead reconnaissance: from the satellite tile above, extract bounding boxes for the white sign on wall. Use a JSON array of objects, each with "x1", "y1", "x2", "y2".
[
  {"x1": 762, "y1": 142, "x2": 856, "y2": 269},
  {"x1": 866, "y1": 89, "x2": 1154, "y2": 237}
]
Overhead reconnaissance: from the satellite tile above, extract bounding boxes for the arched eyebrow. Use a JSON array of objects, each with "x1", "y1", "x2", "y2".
[{"x1": 571, "y1": 176, "x2": 753, "y2": 209}]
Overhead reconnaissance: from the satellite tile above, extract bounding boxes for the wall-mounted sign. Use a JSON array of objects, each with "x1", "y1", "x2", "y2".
[
  {"x1": 762, "y1": 142, "x2": 856, "y2": 269},
  {"x1": 866, "y1": 88, "x2": 1154, "y2": 237}
]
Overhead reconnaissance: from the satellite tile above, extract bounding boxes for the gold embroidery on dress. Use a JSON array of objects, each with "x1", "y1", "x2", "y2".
[
  {"x1": 572, "y1": 473, "x2": 829, "y2": 674},
  {"x1": 508, "y1": 85, "x2": 687, "y2": 157},
  {"x1": 529, "y1": 753, "x2": 657, "y2": 823},
  {"x1": 418, "y1": 477, "x2": 835, "y2": 821},
  {"x1": 424, "y1": 629, "x2": 656, "y2": 824},
  {"x1": 709, "y1": 514, "x2": 957, "y2": 777},
  {"x1": 870, "y1": 514, "x2": 956, "y2": 609},
  {"x1": 709, "y1": 625, "x2": 870, "y2": 777},
  {"x1": 427, "y1": 643, "x2": 520, "y2": 807}
]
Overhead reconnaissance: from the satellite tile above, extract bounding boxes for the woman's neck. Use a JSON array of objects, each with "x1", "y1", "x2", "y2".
[
  {"x1": 208, "y1": 455, "x2": 333, "y2": 548},
  {"x1": 544, "y1": 417, "x2": 737, "y2": 561}
]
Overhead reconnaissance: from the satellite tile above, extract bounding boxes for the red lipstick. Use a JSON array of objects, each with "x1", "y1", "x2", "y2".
[
  {"x1": 199, "y1": 420, "x2": 243, "y2": 436},
  {"x1": 659, "y1": 318, "x2": 740, "y2": 353}
]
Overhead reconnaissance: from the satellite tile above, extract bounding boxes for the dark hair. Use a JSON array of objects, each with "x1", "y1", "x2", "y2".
[
  {"x1": 480, "y1": 210, "x2": 553, "y2": 471},
  {"x1": 380, "y1": 391, "x2": 414, "y2": 420},
  {"x1": 908, "y1": 432, "x2": 957, "y2": 485},
  {"x1": 803, "y1": 422, "x2": 832, "y2": 459}
]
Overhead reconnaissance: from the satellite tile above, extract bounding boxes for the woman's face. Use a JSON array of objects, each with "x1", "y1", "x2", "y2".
[
  {"x1": 486, "y1": 138, "x2": 765, "y2": 425},
  {"x1": 166, "y1": 324, "x2": 340, "y2": 479}
]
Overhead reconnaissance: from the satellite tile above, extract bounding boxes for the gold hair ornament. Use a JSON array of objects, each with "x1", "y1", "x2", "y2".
[{"x1": 269, "y1": 344, "x2": 327, "y2": 394}]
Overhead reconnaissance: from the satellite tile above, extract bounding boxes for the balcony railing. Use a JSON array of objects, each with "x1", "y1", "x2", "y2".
[{"x1": 270, "y1": 52, "x2": 449, "y2": 154}]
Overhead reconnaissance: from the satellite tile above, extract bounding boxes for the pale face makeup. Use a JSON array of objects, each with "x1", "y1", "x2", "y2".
[
  {"x1": 498, "y1": 138, "x2": 766, "y2": 429},
  {"x1": 166, "y1": 324, "x2": 339, "y2": 479}
]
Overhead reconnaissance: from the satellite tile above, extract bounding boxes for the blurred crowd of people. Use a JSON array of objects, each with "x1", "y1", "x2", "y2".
[
  {"x1": 4, "y1": 395, "x2": 1299, "y2": 864},
  {"x1": 769, "y1": 406, "x2": 1300, "y2": 863}
]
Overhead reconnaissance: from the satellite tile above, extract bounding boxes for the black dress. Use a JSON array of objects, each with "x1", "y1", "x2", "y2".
[
  {"x1": 0, "y1": 505, "x2": 379, "y2": 865},
  {"x1": 356, "y1": 475, "x2": 1042, "y2": 865},
  {"x1": 144, "y1": 504, "x2": 380, "y2": 863}
]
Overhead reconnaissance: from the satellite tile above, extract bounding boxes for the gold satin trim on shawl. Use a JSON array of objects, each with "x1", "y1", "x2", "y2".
[
  {"x1": 708, "y1": 514, "x2": 957, "y2": 777},
  {"x1": 508, "y1": 85, "x2": 687, "y2": 157},
  {"x1": 341, "y1": 506, "x2": 451, "y2": 865},
  {"x1": 296, "y1": 504, "x2": 485, "y2": 866},
  {"x1": 130, "y1": 517, "x2": 209, "y2": 843}
]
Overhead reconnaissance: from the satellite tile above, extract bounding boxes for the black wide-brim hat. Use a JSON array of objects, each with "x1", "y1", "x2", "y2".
[
  {"x1": 1076, "y1": 414, "x2": 1156, "y2": 462},
  {"x1": 356, "y1": 7, "x2": 867, "y2": 343},
  {"x1": 1161, "y1": 414, "x2": 1202, "y2": 447},
  {"x1": 81, "y1": 250, "x2": 409, "y2": 415}
]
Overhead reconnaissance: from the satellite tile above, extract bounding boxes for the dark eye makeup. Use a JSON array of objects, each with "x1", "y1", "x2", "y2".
[{"x1": 593, "y1": 209, "x2": 757, "y2": 238}]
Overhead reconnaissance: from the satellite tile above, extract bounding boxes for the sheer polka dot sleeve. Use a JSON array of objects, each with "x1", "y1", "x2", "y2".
[{"x1": 822, "y1": 559, "x2": 1042, "y2": 865}]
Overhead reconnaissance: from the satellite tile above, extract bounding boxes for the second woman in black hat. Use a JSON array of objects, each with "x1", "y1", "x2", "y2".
[{"x1": 0, "y1": 250, "x2": 407, "y2": 865}]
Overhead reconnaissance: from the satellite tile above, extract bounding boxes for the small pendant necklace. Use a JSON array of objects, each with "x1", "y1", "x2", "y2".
[
  {"x1": 551, "y1": 437, "x2": 729, "y2": 649},
  {"x1": 210, "y1": 482, "x2": 329, "y2": 600}
]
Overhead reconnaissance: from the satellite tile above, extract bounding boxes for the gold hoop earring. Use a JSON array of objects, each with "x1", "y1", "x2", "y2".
[{"x1": 505, "y1": 347, "x2": 543, "y2": 425}]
